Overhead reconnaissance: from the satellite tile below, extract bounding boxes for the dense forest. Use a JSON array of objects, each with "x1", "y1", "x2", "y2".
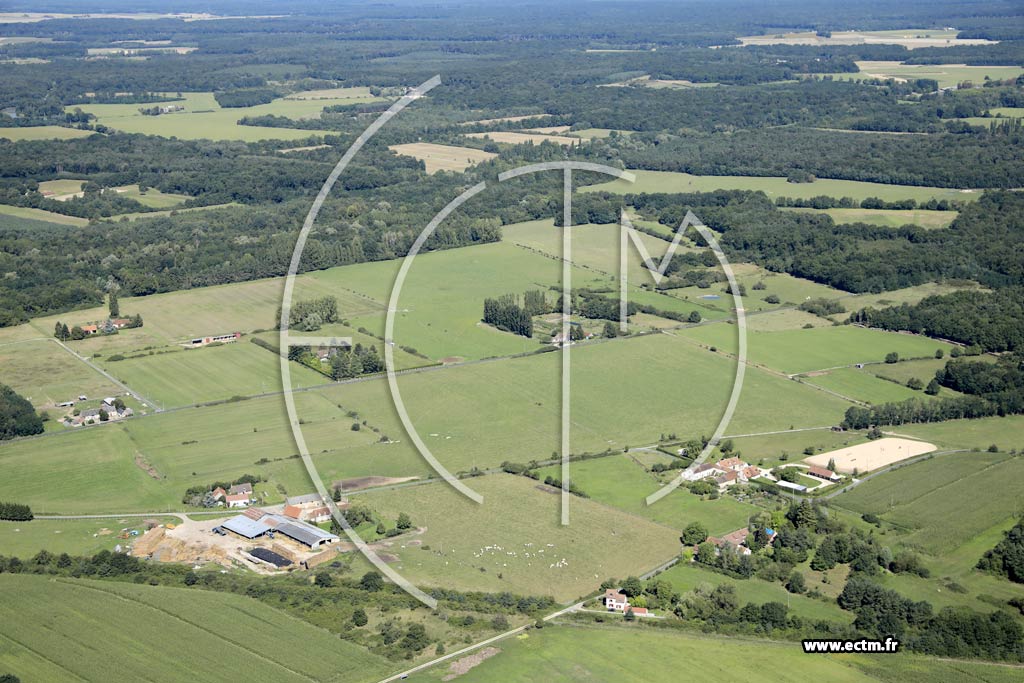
[
  {"x1": 977, "y1": 518, "x2": 1024, "y2": 584},
  {"x1": 0, "y1": 384, "x2": 43, "y2": 441}
]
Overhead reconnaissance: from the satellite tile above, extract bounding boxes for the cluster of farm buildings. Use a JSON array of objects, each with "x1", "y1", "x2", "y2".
[
  {"x1": 60, "y1": 395, "x2": 133, "y2": 426},
  {"x1": 216, "y1": 506, "x2": 339, "y2": 550},
  {"x1": 682, "y1": 455, "x2": 841, "y2": 493}
]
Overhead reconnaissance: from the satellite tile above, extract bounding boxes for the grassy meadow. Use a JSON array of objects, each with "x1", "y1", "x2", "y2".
[
  {"x1": 0, "y1": 125, "x2": 95, "y2": 141},
  {"x1": 419, "y1": 623, "x2": 1016, "y2": 683},
  {"x1": 0, "y1": 337, "x2": 126, "y2": 409},
  {"x1": 783, "y1": 207, "x2": 958, "y2": 229},
  {"x1": 68, "y1": 90, "x2": 381, "y2": 141},
  {"x1": 583, "y1": 169, "x2": 981, "y2": 204},
  {"x1": 0, "y1": 516, "x2": 179, "y2": 557},
  {"x1": 680, "y1": 324, "x2": 956, "y2": 375},
  {"x1": 0, "y1": 202, "x2": 89, "y2": 225},
  {"x1": 0, "y1": 574, "x2": 390, "y2": 683},
  {"x1": 357, "y1": 474, "x2": 681, "y2": 602}
]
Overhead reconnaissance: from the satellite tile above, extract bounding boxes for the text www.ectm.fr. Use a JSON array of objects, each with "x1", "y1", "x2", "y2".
[{"x1": 802, "y1": 638, "x2": 900, "y2": 654}]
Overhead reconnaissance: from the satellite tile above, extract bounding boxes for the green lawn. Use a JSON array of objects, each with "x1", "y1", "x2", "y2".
[
  {"x1": 358, "y1": 474, "x2": 682, "y2": 602},
  {"x1": 0, "y1": 125, "x2": 95, "y2": 141},
  {"x1": 892, "y1": 415, "x2": 1024, "y2": 452},
  {"x1": 839, "y1": 61, "x2": 1024, "y2": 90},
  {"x1": 68, "y1": 90, "x2": 381, "y2": 141},
  {"x1": 583, "y1": 169, "x2": 981, "y2": 204},
  {"x1": 680, "y1": 324, "x2": 956, "y2": 375},
  {"x1": 728, "y1": 429, "x2": 870, "y2": 469},
  {"x1": 0, "y1": 574, "x2": 390, "y2": 683}
]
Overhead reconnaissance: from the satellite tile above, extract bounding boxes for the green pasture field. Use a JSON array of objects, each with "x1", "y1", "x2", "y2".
[
  {"x1": 0, "y1": 202, "x2": 89, "y2": 225},
  {"x1": 0, "y1": 337, "x2": 126, "y2": 409},
  {"x1": 313, "y1": 331, "x2": 852, "y2": 479},
  {"x1": 680, "y1": 323, "x2": 956, "y2": 375},
  {"x1": 0, "y1": 425, "x2": 181, "y2": 514},
  {"x1": 0, "y1": 516, "x2": 179, "y2": 557},
  {"x1": 745, "y1": 309, "x2": 831, "y2": 331},
  {"x1": 103, "y1": 201, "x2": 240, "y2": 221},
  {"x1": 657, "y1": 562, "x2": 853, "y2": 623},
  {"x1": 833, "y1": 282, "x2": 983, "y2": 321},
  {"x1": 583, "y1": 169, "x2": 981, "y2": 204},
  {"x1": 110, "y1": 183, "x2": 191, "y2": 208},
  {"x1": 0, "y1": 125, "x2": 95, "y2": 141},
  {"x1": 870, "y1": 356, "x2": 973, "y2": 398},
  {"x1": 298, "y1": 240, "x2": 609, "y2": 362},
  {"x1": 569, "y1": 128, "x2": 629, "y2": 139},
  {"x1": 833, "y1": 451, "x2": 1024, "y2": 554},
  {"x1": 69, "y1": 90, "x2": 380, "y2": 141},
  {"x1": 782, "y1": 207, "x2": 958, "y2": 229},
  {"x1": 37, "y1": 178, "x2": 86, "y2": 196},
  {"x1": 799, "y1": 367, "x2": 927, "y2": 404},
  {"x1": 891, "y1": 415, "x2": 1024, "y2": 452},
  {"x1": 0, "y1": 574, "x2": 390, "y2": 683},
  {"x1": 357, "y1": 474, "x2": 681, "y2": 602},
  {"x1": 665, "y1": 262, "x2": 849, "y2": 316},
  {"x1": 535, "y1": 454, "x2": 758, "y2": 536},
  {"x1": 101, "y1": 338, "x2": 330, "y2": 409},
  {"x1": 29, "y1": 270, "x2": 383, "y2": 355},
  {"x1": 416, "y1": 624, "x2": 1012, "y2": 683}
]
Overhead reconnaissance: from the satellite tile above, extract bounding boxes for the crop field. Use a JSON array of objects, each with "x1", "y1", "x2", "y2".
[
  {"x1": 833, "y1": 451, "x2": 1024, "y2": 554},
  {"x1": 0, "y1": 574, "x2": 390, "y2": 683},
  {"x1": 358, "y1": 474, "x2": 681, "y2": 602},
  {"x1": 284, "y1": 86, "x2": 377, "y2": 100},
  {"x1": 465, "y1": 131, "x2": 578, "y2": 145},
  {"x1": 0, "y1": 202, "x2": 89, "y2": 225},
  {"x1": 69, "y1": 91, "x2": 381, "y2": 141},
  {"x1": 388, "y1": 142, "x2": 497, "y2": 173},
  {"x1": 783, "y1": 207, "x2": 958, "y2": 229},
  {"x1": 0, "y1": 125, "x2": 95, "y2": 141},
  {"x1": 838, "y1": 61, "x2": 1024, "y2": 89},
  {"x1": 109, "y1": 183, "x2": 192, "y2": 208},
  {"x1": 459, "y1": 114, "x2": 553, "y2": 126},
  {"x1": 524, "y1": 125, "x2": 572, "y2": 134},
  {"x1": 657, "y1": 562, "x2": 853, "y2": 623},
  {"x1": 799, "y1": 367, "x2": 928, "y2": 404},
  {"x1": 102, "y1": 339, "x2": 330, "y2": 409},
  {"x1": 680, "y1": 324, "x2": 956, "y2": 375},
  {"x1": 745, "y1": 309, "x2": 830, "y2": 331},
  {"x1": 569, "y1": 128, "x2": 629, "y2": 139},
  {"x1": 0, "y1": 338, "x2": 125, "y2": 409},
  {"x1": 0, "y1": 516, "x2": 179, "y2": 557},
  {"x1": 583, "y1": 169, "x2": 981, "y2": 204},
  {"x1": 535, "y1": 454, "x2": 758, "y2": 535}
]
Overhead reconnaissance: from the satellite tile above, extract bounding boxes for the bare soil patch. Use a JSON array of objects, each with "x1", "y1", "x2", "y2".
[
  {"x1": 335, "y1": 475, "x2": 420, "y2": 491},
  {"x1": 443, "y1": 647, "x2": 501, "y2": 680},
  {"x1": 804, "y1": 437, "x2": 936, "y2": 474}
]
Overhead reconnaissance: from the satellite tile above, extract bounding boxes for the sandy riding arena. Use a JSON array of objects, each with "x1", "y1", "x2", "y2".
[{"x1": 805, "y1": 437, "x2": 936, "y2": 474}]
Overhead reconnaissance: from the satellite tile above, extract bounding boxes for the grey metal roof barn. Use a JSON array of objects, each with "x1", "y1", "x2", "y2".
[
  {"x1": 285, "y1": 493, "x2": 323, "y2": 506},
  {"x1": 271, "y1": 518, "x2": 339, "y2": 548},
  {"x1": 221, "y1": 515, "x2": 271, "y2": 539}
]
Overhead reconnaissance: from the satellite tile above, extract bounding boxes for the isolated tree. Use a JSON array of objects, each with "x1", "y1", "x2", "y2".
[
  {"x1": 925, "y1": 378, "x2": 940, "y2": 395},
  {"x1": 360, "y1": 571, "x2": 384, "y2": 592},
  {"x1": 375, "y1": 521, "x2": 386, "y2": 535},
  {"x1": 70, "y1": 325, "x2": 86, "y2": 341},
  {"x1": 688, "y1": 310, "x2": 701, "y2": 323},
  {"x1": 98, "y1": 408, "x2": 109, "y2": 422},
  {"x1": 786, "y1": 570, "x2": 807, "y2": 594},
  {"x1": 314, "y1": 571, "x2": 333, "y2": 588},
  {"x1": 396, "y1": 512, "x2": 412, "y2": 530},
  {"x1": 352, "y1": 608, "x2": 368, "y2": 626},
  {"x1": 108, "y1": 290, "x2": 119, "y2": 318},
  {"x1": 935, "y1": 349, "x2": 944, "y2": 359},
  {"x1": 682, "y1": 521, "x2": 709, "y2": 545},
  {"x1": 827, "y1": 457, "x2": 837, "y2": 472},
  {"x1": 885, "y1": 351, "x2": 899, "y2": 364},
  {"x1": 624, "y1": 607, "x2": 636, "y2": 621},
  {"x1": 602, "y1": 321, "x2": 618, "y2": 338},
  {"x1": 906, "y1": 377, "x2": 924, "y2": 391},
  {"x1": 569, "y1": 324, "x2": 585, "y2": 342}
]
